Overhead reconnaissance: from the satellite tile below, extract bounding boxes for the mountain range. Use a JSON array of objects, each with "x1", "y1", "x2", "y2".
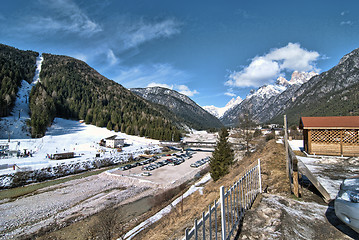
[
  {"x1": 220, "y1": 71, "x2": 318, "y2": 126},
  {"x1": 130, "y1": 87, "x2": 223, "y2": 130},
  {"x1": 1, "y1": 43, "x2": 359, "y2": 136},
  {"x1": 203, "y1": 96, "x2": 243, "y2": 118}
]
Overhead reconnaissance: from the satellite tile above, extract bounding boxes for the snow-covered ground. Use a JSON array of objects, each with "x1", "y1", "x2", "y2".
[
  {"x1": 182, "y1": 130, "x2": 217, "y2": 143},
  {"x1": 0, "y1": 118, "x2": 160, "y2": 187},
  {"x1": 0, "y1": 55, "x2": 43, "y2": 139},
  {"x1": 0, "y1": 54, "x2": 161, "y2": 187},
  {"x1": 288, "y1": 140, "x2": 359, "y2": 200}
]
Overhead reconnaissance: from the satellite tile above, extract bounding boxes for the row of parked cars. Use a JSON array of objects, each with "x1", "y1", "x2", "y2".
[
  {"x1": 190, "y1": 156, "x2": 210, "y2": 168},
  {"x1": 118, "y1": 156, "x2": 158, "y2": 171},
  {"x1": 119, "y1": 151, "x2": 196, "y2": 172},
  {"x1": 142, "y1": 152, "x2": 195, "y2": 171}
]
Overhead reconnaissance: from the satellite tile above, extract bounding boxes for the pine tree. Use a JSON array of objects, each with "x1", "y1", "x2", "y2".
[{"x1": 209, "y1": 128, "x2": 234, "y2": 181}]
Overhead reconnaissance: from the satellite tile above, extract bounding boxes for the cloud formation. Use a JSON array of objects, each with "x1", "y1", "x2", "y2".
[
  {"x1": 226, "y1": 43, "x2": 320, "y2": 88},
  {"x1": 107, "y1": 49, "x2": 119, "y2": 66},
  {"x1": 176, "y1": 85, "x2": 199, "y2": 97},
  {"x1": 225, "y1": 92, "x2": 236, "y2": 97},
  {"x1": 340, "y1": 21, "x2": 353, "y2": 26},
  {"x1": 114, "y1": 63, "x2": 189, "y2": 89},
  {"x1": 25, "y1": 0, "x2": 102, "y2": 36},
  {"x1": 120, "y1": 18, "x2": 181, "y2": 49}
]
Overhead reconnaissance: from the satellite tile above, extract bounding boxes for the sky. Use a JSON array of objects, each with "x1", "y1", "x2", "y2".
[{"x1": 1, "y1": 0, "x2": 359, "y2": 108}]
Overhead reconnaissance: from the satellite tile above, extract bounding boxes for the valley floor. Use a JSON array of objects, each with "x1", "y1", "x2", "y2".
[{"x1": 0, "y1": 150, "x2": 211, "y2": 239}]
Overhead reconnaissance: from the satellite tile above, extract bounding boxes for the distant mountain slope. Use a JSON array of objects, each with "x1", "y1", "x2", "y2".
[
  {"x1": 0, "y1": 44, "x2": 38, "y2": 117},
  {"x1": 221, "y1": 71, "x2": 317, "y2": 126},
  {"x1": 203, "y1": 96, "x2": 242, "y2": 118},
  {"x1": 130, "y1": 87, "x2": 223, "y2": 130},
  {"x1": 270, "y1": 48, "x2": 359, "y2": 125},
  {"x1": 30, "y1": 53, "x2": 182, "y2": 140}
]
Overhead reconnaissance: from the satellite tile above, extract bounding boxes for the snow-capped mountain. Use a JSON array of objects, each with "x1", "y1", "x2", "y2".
[
  {"x1": 276, "y1": 71, "x2": 318, "y2": 86},
  {"x1": 203, "y1": 96, "x2": 242, "y2": 118},
  {"x1": 271, "y1": 47, "x2": 359, "y2": 125},
  {"x1": 221, "y1": 71, "x2": 318, "y2": 126},
  {"x1": 130, "y1": 87, "x2": 223, "y2": 130}
]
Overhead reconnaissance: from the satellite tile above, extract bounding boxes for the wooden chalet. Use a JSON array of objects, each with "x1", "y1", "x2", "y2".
[{"x1": 299, "y1": 116, "x2": 359, "y2": 156}]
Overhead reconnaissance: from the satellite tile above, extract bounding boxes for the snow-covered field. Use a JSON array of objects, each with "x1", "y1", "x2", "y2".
[{"x1": 0, "y1": 118, "x2": 160, "y2": 187}]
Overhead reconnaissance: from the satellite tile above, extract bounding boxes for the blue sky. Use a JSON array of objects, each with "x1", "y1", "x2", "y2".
[{"x1": 1, "y1": 0, "x2": 359, "y2": 107}]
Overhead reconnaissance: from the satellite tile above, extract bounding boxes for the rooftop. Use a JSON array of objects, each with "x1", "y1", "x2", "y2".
[{"x1": 299, "y1": 116, "x2": 359, "y2": 129}]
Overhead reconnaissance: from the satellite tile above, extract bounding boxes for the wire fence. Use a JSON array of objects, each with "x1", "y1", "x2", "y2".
[{"x1": 183, "y1": 159, "x2": 262, "y2": 240}]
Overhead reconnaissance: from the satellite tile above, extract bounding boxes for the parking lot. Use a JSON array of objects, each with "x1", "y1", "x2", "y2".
[{"x1": 111, "y1": 151, "x2": 212, "y2": 187}]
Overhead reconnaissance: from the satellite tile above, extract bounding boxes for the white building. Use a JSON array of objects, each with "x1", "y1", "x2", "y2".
[{"x1": 105, "y1": 135, "x2": 125, "y2": 148}]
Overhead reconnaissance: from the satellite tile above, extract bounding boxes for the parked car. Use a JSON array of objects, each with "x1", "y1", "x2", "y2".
[
  {"x1": 142, "y1": 172, "x2": 151, "y2": 176},
  {"x1": 335, "y1": 175, "x2": 359, "y2": 233}
]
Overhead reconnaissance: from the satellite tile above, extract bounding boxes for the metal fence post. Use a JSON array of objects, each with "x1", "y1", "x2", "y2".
[
  {"x1": 258, "y1": 159, "x2": 262, "y2": 193},
  {"x1": 185, "y1": 228, "x2": 189, "y2": 240},
  {"x1": 220, "y1": 186, "x2": 226, "y2": 240},
  {"x1": 195, "y1": 218, "x2": 198, "y2": 240}
]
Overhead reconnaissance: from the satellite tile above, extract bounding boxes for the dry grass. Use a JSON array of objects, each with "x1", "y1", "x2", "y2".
[{"x1": 134, "y1": 139, "x2": 288, "y2": 240}]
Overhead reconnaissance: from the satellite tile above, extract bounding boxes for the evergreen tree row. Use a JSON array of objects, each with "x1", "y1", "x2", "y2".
[
  {"x1": 0, "y1": 44, "x2": 38, "y2": 117},
  {"x1": 29, "y1": 53, "x2": 181, "y2": 141}
]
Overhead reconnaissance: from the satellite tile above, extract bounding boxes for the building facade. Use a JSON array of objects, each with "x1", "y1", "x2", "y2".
[{"x1": 299, "y1": 116, "x2": 359, "y2": 156}]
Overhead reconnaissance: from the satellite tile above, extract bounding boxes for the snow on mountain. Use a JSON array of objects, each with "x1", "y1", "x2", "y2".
[
  {"x1": 203, "y1": 96, "x2": 242, "y2": 118},
  {"x1": 220, "y1": 71, "x2": 318, "y2": 126},
  {"x1": 246, "y1": 71, "x2": 318, "y2": 104},
  {"x1": 130, "y1": 86, "x2": 223, "y2": 129},
  {"x1": 0, "y1": 55, "x2": 43, "y2": 139}
]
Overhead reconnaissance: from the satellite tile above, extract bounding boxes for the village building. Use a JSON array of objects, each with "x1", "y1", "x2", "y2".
[
  {"x1": 105, "y1": 135, "x2": 125, "y2": 148},
  {"x1": 299, "y1": 116, "x2": 359, "y2": 156}
]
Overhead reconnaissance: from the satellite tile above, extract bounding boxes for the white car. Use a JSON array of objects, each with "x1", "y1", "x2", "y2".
[{"x1": 335, "y1": 175, "x2": 359, "y2": 233}]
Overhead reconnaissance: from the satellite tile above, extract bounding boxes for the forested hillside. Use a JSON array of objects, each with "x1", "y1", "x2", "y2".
[
  {"x1": 0, "y1": 44, "x2": 37, "y2": 116},
  {"x1": 131, "y1": 87, "x2": 223, "y2": 130},
  {"x1": 270, "y1": 47, "x2": 359, "y2": 126},
  {"x1": 29, "y1": 53, "x2": 181, "y2": 140}
]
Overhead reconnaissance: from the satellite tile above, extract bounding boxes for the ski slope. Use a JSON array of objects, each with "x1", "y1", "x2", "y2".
[{"x1": 0, "y1": 55, "x2": 43, "y2": 139}]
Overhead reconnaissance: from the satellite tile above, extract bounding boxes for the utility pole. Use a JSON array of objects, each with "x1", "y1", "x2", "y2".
[{"x1": 284, "y1": 115, "x2": 289, "y2": 179}]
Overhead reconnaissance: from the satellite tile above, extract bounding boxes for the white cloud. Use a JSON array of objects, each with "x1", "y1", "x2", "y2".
[
  {"x1": 107, "y1": 49, "x2": 118, "y2": 66},
  {"x1": 147, "y1": 82, "x2": 173, "y2": 89},
  {"x1": 119, "y1": 18, "x2": 181, "y2": 49},
  {"x1": 24, "y1": 0, "x2": 102, "y2": 36},
  {"x1": 114, "y1": 63, "x2": 189, "y2": 89},
  {"x1": 340, "y1": 21, "x2": 353, "y2": 25},
  {"x1": 225, "y1": 92, "x2": 236, "y2": 97},
  {"x1": 226, "y1": 43, "x2": 320, "y2": 88},
  {"x1": 176, "y1": 85, "x2": 199, "y2": 97}
]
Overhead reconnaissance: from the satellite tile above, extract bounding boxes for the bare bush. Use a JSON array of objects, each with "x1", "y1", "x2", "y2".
[{"x1": 88, "y1": 208, "x2": 125, "y2": 240}]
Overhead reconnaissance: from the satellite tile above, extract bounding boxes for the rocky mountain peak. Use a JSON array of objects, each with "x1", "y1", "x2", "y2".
[
  {"x1": 203, "y1": 96, "x2": 242, "y2": 118},
  {"x1": 289, "y1": 71, "x2": 318, "y2": 85}
]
